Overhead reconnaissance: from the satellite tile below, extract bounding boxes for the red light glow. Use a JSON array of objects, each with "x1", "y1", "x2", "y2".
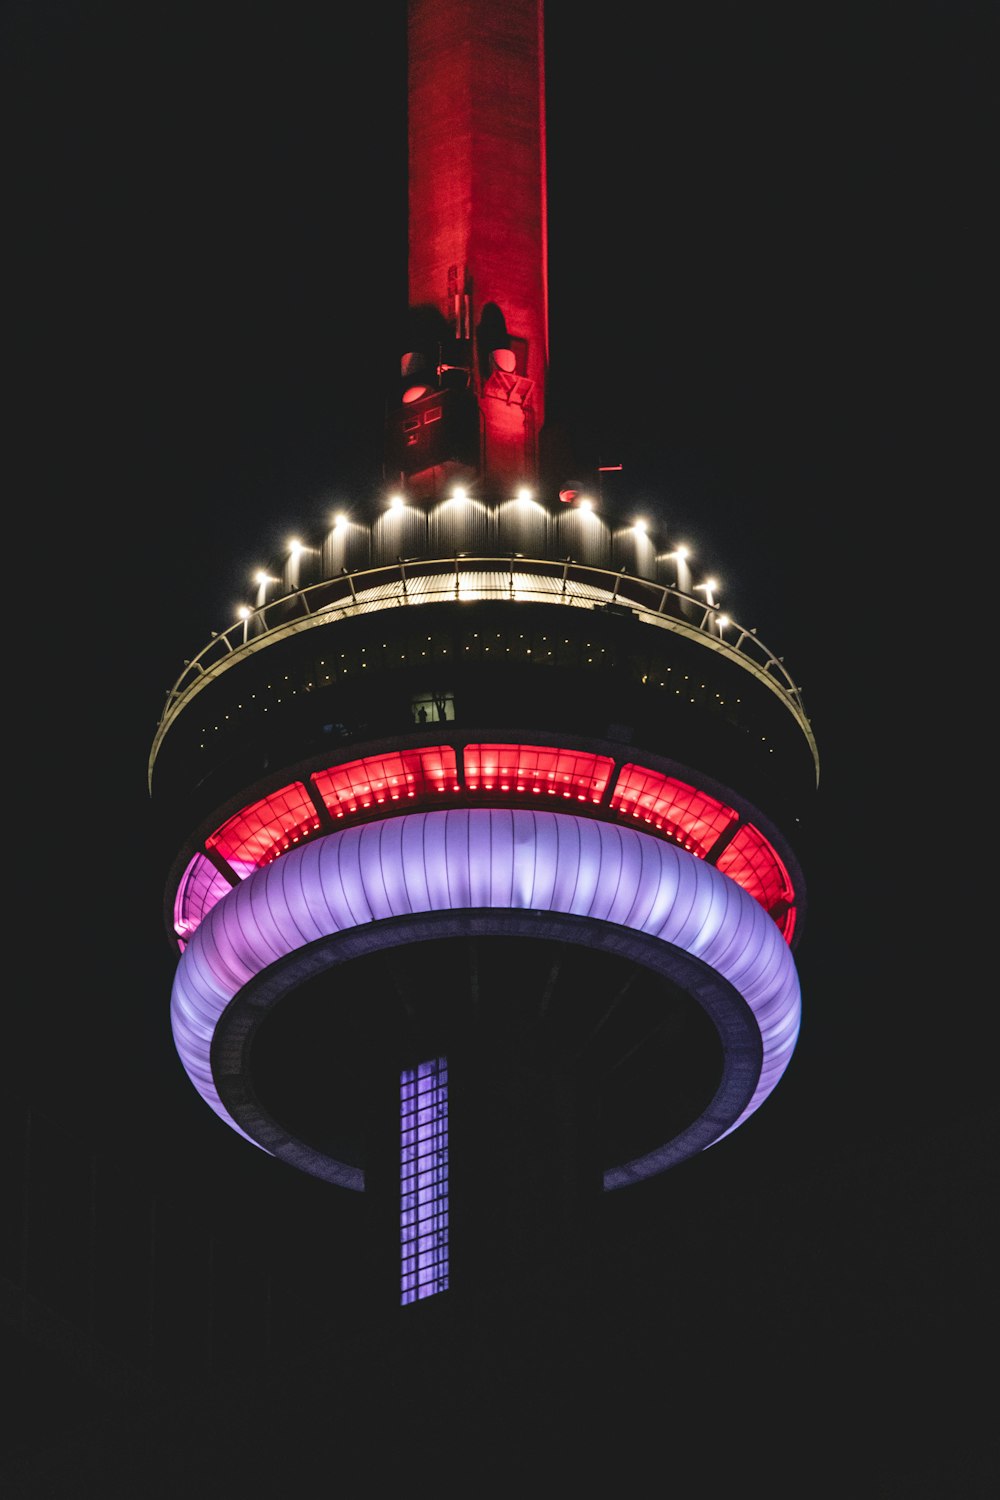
[
  {"x1": 179, "y1": 745, "x2": 797, "y2": 946},
  {"x1": 206, "y1": 782, "x2": 321, "y2": 873},
  {"x1": 464, "y1": 744, "x2": 613, "y2": 801},
  {"x1": 609, "y1": 766, "x2": 736, "y2": 857},
  {"x1": 717, "y1": 823, "x2": 795, "y2": 937},
  {"x1": 312, "y1": 747, "x2": 459, "y2": 818}
]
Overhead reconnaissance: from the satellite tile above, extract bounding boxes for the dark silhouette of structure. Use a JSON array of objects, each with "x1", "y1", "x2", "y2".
[{"x1": 148, "y1": 0, "x2": 818, "y2": 1318}]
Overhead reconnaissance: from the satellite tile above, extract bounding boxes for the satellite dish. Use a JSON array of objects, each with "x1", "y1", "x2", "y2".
[
  {"x1": 401, "y1": 349, "x2": 433, "y2": 403},
  {"x1": 559, "y1": 481, "x2": 586, "y2": 504}
]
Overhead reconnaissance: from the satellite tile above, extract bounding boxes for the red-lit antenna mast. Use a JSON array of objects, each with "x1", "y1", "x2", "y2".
[
  {"x1": 150, "y1": 0, "x2": 818, "y2": 1319},
  {"x1": 388, "y1": 0, "x2": 549, "y2": 498}
]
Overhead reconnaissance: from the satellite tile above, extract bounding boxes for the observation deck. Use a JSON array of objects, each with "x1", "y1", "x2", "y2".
[
  {"x1": 147, "y1": 0, "x2": 822, "y2": 1318},
  {"x1": 150, "y1": 486, "x2": 818, "y2": 1203},
  {"x1": 150, "y1": 489, "x2": 818, "y2": 830}
]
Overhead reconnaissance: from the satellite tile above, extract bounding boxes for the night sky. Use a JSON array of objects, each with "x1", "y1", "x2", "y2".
[{"x1": 6, "y1": 2, "x2": 995, "y2": 1494}]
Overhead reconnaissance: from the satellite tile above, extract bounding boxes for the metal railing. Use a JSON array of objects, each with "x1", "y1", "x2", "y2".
[{"x1": 149, "y1": 555, "x2": 818, "y2": 787}]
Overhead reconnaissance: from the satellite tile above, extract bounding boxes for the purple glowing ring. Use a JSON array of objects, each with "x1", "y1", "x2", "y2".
[{"x1": 170, "y1": 808, "x2": 801, "y2": 1190}]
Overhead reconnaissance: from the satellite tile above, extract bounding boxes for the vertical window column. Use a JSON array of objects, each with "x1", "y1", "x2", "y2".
[{"x1": 400, "y1": 1057, "x2": 449, "y2": 1304}]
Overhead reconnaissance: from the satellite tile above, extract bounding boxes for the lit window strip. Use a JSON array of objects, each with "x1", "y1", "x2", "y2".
[
  {"x1": 400, "y1": 1057, "x2": 449, "y2": 1305},
  {"x1": 206, "y1": 780, "x2": 320, "y2": 868},
  {"x1": 464, "y1": 743, "x2": 613, "y2": 801},
  {"x1": 313, "y1": 746, "x2": 459, "y2": 818},
  {"x1": 180, "y1": 744, "x2": 796, "y2": 942}
]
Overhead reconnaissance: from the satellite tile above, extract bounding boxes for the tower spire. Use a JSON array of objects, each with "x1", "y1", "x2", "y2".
[
  {"x1": 390, "y1": 0, "x2": 549, "y2": 498},
  {"x1": 150, "y1": 0, "x2": 818, "y2": 1322}
]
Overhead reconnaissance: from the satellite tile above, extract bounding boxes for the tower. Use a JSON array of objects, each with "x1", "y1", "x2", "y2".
[{"x1": 148, "y1": 0, "x2": 818, "y2": 1316}]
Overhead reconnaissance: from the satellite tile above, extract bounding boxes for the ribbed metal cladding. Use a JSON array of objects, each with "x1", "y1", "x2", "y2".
[
  {"x1": 428, "y1": 495, "x2": 494, "y2": 555},
  {"x1": 555, "y1": 507, "x2": 612, "y2": 566},
  {"x1": 370, "y1": 506, "x2": 430, "y2": 565},
  {"x1": 655, "y1": 549, "x2": 692, "y2": 591},
  {"x1": 322, "y1": 519, "x2": 372, "y2": 575},
  {"x1": 495, "y1": 495, "x2": 551, "y2": 554},
  {"x1": 612, "y1": 527, "x2": 656, "y2": 577},
  {"x1": 280, "y1": 546, "x2": 322, "y2": 595}
]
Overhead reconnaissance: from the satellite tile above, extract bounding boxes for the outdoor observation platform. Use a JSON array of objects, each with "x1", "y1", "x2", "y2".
[{"x1": 150, "y1": 486, "x2": 819, "y2": 1205}]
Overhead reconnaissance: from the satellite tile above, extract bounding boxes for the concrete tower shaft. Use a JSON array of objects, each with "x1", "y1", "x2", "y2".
[
  {"x1": 394, "y1": 0, "x2": 548, "y2": 495},
  {"x1": 150, "y1": 0, "x2": 818, "y2": 1313}
]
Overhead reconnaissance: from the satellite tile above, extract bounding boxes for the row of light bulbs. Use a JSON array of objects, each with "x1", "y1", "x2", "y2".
[{"x1": 235, "y1": 488, "x2": 724, "y2": 623}]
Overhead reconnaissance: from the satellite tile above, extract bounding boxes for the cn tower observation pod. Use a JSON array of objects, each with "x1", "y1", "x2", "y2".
[
  {"x1": 150, "y1": 489, "x2": 818, "y2": 1195},
  {"x1": 148, "y1": 0, "x2": 819, "y2": 1311}
]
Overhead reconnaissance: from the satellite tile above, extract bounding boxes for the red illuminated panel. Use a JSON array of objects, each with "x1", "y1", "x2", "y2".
[
  {"x1": 178, "y1": 746, "x2": 798, "y2": 950},
  {"x1": 312, "y1": 747, "x2": 459, "y2": 818},
  {"x1": 610, "y1": 766, "x2": 736, "y2": 857},
  {"x1": 717, "y1": 823, "x2": 796, "y2": 937},
  {"x1": 464, "y1": 744, "x2": 613, "y2": 802},
  {"x1": 206, "y1": 782, "x2": 322, "y2": 875},
  {"x1": 771, "y1": 904, "x2": 796, "y2": 943}
]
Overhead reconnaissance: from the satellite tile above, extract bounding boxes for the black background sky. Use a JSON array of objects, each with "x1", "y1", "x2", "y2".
[{"x1": 5, "y1": 2, "x2": 995, "y2": 1494}]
